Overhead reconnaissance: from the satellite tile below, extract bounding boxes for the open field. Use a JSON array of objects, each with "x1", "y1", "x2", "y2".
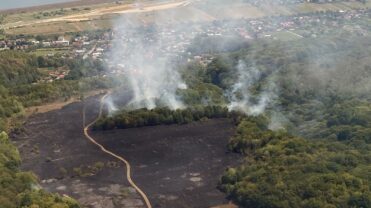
[
  {"x1": 0, "y1": 0, "x2": 132, "y2": 14},
  {"x1": 2, "y1": 0, "x2": 190, "y2": 34},
  {"x1": 30, "y1": 47, "x2": 70, "y2": 56},
  {"x1": 2, "y1": 0, "x2": 371, "y2": 35},
  {"x1": 11, "y1": 93, "x2": 240, "y2": 208},
  {"x1": 25, "y1": 90, "x2": 104, "y2": 115}
]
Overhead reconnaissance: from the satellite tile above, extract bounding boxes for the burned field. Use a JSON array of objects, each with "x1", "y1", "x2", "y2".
[
  {"x1": 91, "y1": 118, "x2": 241, "y2": 208},
  {"x1": 11, "y1": 94, "x2": 241, "y2": 208},
  {"x1": 11, "y1": 95, "x2": 145, "y2": 208}
]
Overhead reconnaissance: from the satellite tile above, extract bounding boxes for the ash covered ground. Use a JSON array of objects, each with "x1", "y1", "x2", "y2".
[{"x1": 12, "y1": 94, "x2": 241, "y2": 208}]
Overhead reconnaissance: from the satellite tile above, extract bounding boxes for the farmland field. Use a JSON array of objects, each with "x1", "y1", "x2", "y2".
[{"x1": 3, "y1": 0, "x2": 370, "y2": 35}]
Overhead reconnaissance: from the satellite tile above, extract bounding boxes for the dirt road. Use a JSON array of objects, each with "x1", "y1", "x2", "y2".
[{"x1": 83, "y1": 93, "x2": 152, "y2": 208}]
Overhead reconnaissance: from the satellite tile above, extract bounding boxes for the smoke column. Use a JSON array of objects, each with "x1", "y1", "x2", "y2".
[
  {"x1": 108, "y1": 0, "x2": 282, "y2": 114},
  {"x1": 228, "y1": 60, "x2": 276, "y2": 116},
  {"x1": 109, "y1": 15, "x2": 187, "y2": 110}
]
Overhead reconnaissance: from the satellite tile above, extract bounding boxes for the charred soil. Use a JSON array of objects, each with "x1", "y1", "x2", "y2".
[{"x1": 11, "y1": 94, "x2": 241, "y2": 208}]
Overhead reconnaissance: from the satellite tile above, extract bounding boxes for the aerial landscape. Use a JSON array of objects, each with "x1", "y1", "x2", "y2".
[{"x1": 0, "y1": 0, "x2": 370, "y2": 208}]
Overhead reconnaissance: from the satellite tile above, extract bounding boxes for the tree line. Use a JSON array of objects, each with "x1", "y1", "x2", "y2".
[{"x1": 93, "y1": 106, "x2": 230, "y2": 130}]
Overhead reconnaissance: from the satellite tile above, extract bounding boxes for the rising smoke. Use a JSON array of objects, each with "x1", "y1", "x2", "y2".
[
  {"x1": 106, "y1": 0, "x2": 371, "y2": 128},
  {"x1": 227, "y1": 60, "x2": 277, "y2": 116},
  {"x1": 106, "y1": 0, "x2": 277, "y2": 116},
  {"x1": 109, "y1": 15, "x2": 188, "y2": 110}
]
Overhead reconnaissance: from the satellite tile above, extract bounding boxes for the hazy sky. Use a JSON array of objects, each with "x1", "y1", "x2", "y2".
[{"x1": 0, "y1": 0, "x2": 75, "y2": 10}]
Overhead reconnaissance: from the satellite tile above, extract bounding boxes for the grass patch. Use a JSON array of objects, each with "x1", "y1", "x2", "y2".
[{"x1": 30, "y1": 47, "x2": 70, "y2": 56}]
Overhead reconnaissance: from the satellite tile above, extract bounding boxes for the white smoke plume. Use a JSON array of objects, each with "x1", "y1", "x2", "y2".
[
  {"x1": 268, "y1": 111, "x2": 288, "y2": 131},
  {"x1": 228, "y1": 60, "x2": 277, "y2": 116},
  {"x1": 108, "y1": 0, "x2": 283, "y2": 115},
  {"x1": 109, "y1": 15, "x2": 188, "y2": 110},
  {"x1": 104, "y1": 95, "x2": 118, "y2": 116}
]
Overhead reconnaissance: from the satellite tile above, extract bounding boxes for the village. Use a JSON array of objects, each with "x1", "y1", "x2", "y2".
[
  {"x1": 0, "y1": 7, "x2": 369, "y2": 82},
  {"x1": 110, "y1": 7, "x2": 370, "y2": 72}
]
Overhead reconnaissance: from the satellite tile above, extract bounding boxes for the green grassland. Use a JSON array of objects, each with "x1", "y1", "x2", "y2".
[
  {"x1": 2, "y1": 2, "x2": 116, "y2": 24},
  {"x1": 30, "y1": 47, "x2": 70, "y2": 56}
]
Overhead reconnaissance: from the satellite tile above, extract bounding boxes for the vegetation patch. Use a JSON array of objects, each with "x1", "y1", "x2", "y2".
[
  {"x1": 220, "y1": 117, "x2": 371, "y2": 208},
  {"x1": 93, "y1": 106, "x2": 230, "y2": 130},
  {"x1": 0, "y1": 132, "x2": 80, "y2": 208}
]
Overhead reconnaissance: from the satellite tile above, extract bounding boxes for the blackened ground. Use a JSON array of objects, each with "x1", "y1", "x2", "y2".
[
  {"x1": 11, "y1": 95, "x2": 145, "y2": 208},
  {"x1": 91, "y1": 119, "x2": 241, "y2": 208},
  {"x1": 11, "y1": 92, "x2": 241, "y2": 208}
]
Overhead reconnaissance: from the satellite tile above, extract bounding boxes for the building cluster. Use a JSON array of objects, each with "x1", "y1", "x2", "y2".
[
  {"x1": 0, "y1": 38, "x2": 30, "y2": 50},
  {"x1": 109, "y1": 8, "x2": 369, "y2": 73},
  {"x1": 242, "y1": 8, "x2": 370, "y2": 38},
  {"x1": 0, "y1": 7, "x2": 369, "y2": 77},
  {"x1": 0, "y1": 31, "x2": 113, "y2": 61}
]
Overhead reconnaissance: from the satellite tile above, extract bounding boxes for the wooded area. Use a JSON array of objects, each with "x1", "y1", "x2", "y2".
[
  {"x1": 93, "y1": 34, "x2": 371, "y2": 207},
  {"x1": 0, "y1": 50, "x2": 114, "y2": 207}
]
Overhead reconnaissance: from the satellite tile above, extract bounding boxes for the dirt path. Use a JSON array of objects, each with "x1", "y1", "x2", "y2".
[
  {"x1": 83, "y1": 93, "x2": 152, "y2": 208},
  {"x1": 25, "y1": 90, "x2": 103, "y2": 116}
]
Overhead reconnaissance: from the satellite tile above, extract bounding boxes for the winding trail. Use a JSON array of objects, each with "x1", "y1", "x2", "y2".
[{"x1": 83, "y1": 92, "x2": 152, "y2": 208}]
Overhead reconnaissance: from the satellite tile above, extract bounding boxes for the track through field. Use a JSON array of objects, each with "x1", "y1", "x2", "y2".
[{"x1": 83, "y1": 92, "x2": 152, "y2": 208}]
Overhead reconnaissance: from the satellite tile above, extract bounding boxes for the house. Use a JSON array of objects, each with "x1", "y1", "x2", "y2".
[
  {"x1": 42, "y1": 41, "x2": 51, "y2": 47},
  {"x1": 55, "y1": 40, "x2": 70, "y2": 46},
  {"x1": 54, "y1": 36, "x2": 70, "y2": 46}
]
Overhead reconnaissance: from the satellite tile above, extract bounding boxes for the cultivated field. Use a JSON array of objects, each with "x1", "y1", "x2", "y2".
[{"x1": 2, "y1": 0, "x2": 370, "y2": 35}]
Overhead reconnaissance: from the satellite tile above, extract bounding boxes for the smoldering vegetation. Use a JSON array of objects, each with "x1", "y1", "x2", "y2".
[
  {"x1": 96, "y1": 1, "x2": 371, "y2": 207},
  {"x1": 204, "y1": 35, "x2": 371, "y2": 139},
  {"x1": 108, "y1": 17, "x2": 187, "y2": 110},
  {"x1": 105, "y1": 1, "x2": 371, "y2": 140}
]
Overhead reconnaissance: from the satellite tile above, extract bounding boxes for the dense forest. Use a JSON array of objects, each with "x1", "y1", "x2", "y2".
[{"x1": 220, "y1": 116, "x2": 370, "y2": 208}]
